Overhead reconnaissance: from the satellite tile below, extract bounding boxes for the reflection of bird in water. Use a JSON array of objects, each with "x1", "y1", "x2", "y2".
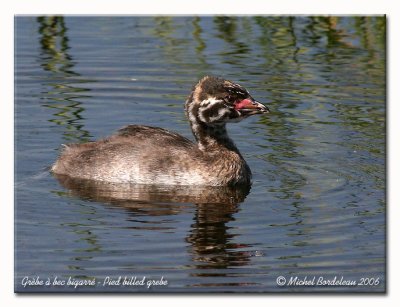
[
  {"x1": 54, "y1": 173, "x2": 250, "y2": 206},
  {"x1": 186, "y1": 202, "x2": 252, "y2": 272},
  {"x1": 52, "y1": 76, "x2": 269, "y2": 186},
  {"x1": 53, "y1": 173, "x2": 252, "y2": 269}
]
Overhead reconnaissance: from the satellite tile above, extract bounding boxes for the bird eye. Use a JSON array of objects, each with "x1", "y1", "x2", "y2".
[{"x1": 224, "y1": 94, "x2": 232, "y2": 102}]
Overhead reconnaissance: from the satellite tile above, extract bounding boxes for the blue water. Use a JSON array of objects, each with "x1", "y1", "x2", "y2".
[{"x1": 15, "y1": 16, "x2": 386, "y2": 293}]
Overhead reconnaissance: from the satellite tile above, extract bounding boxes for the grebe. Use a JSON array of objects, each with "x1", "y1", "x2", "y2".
[{"x1": 52, "y1": 76, "x2": 269, "y2": 186}]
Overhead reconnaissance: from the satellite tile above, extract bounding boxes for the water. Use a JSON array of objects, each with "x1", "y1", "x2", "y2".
[{"x1": 15, "y1": 16, "x2": 386, "y2": 293}]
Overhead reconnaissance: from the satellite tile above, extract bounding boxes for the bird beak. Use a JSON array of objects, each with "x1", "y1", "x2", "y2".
[
  {"x1": 251, "y1": 100, "x2": 270, "y2": 114},
  {"x1": 234, "y1": 98, "x2": 270, "y2": 115}
]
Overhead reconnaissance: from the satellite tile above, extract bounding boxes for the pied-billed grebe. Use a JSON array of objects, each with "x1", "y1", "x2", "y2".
[{"x1": 52, "y1": 76, "x2": 269, "y2": 186}]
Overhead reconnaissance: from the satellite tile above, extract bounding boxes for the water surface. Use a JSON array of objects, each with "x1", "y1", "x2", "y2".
[{"x1": 15, "y1": 16, "x2": 386, "y2": 293}]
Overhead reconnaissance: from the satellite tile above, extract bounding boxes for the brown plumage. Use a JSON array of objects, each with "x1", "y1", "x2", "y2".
[{"x1": 51, "y1": 76, "x2": 270, "y2": 186}]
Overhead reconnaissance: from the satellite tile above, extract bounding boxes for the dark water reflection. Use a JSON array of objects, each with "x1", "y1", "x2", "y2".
[
  {"x1": 54, "y1": 174, "x2": 251, "y2": 276},
  {"x1": 15, "y1": 16, "x2": 385, "y2": 292},
  {"x1": 54, "y1": 174, "x2": 250, "y2": 204}
]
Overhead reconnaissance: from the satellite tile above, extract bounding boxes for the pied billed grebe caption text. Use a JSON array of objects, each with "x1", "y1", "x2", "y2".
[{"x1": 20, "y1": 275, "x2": 168, "y2": 290}]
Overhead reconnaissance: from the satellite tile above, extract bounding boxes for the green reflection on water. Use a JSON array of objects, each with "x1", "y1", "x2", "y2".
[{"x1": 37, "y1": 16, "x2": 93, "y2": 143}]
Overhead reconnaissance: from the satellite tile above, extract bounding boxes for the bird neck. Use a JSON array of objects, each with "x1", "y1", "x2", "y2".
[{"x1": 190, "y1": 121, "x2": 239, "y2": 153}]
